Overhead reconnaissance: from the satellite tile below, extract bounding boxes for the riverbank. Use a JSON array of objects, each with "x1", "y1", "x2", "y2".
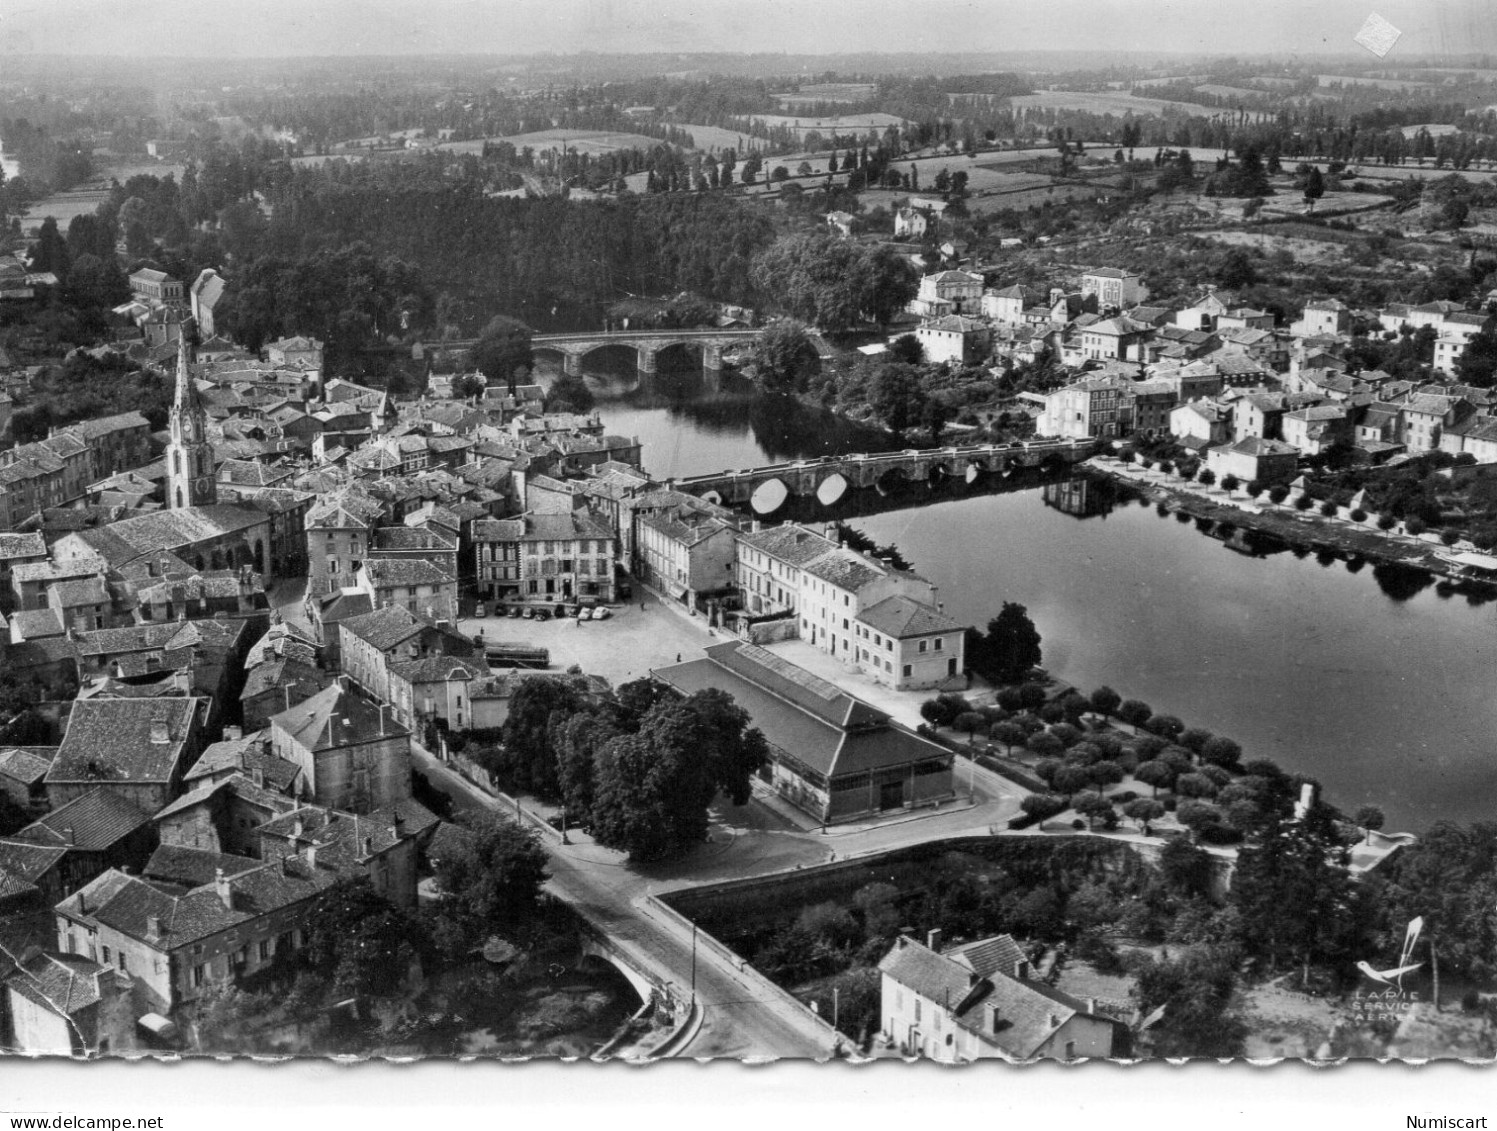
[{"x1": 1086, "y1": 453, "x2": 1485, "y2": 585}]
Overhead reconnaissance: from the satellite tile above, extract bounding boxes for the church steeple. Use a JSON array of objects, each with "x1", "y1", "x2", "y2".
[{"x1": 166, "y1": 321, "x2": 216, "y2": 510}]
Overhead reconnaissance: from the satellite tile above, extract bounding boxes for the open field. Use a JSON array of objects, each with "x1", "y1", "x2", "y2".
[
  {"x1": 17, "y1": 186, "x2": 111, "y2": 234},
  {"x1": 97, "y1": 160, "x2": 185, "y2": 183},
  {"x1": 678, "y1": 124, "x2": 762, "y2": 152},
  {"x1": 439, "y1": 128, "x2": 665, "y2": 156},
  {"x1": 747, "y1": 112, "x2": 907, "y2": 138},
  {"x1": 1194, "y1": 83, "x2": 1269, "y2": 100},
  {"x1": 1010, "y1": 90, "x2": 1239, "y2": 117},
  {"x1": 1317, "y1": 74, "x2": 1434, "y2": 90}
]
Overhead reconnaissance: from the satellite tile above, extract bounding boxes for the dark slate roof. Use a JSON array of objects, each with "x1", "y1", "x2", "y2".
[
  {"x1": 856, "y1": 596, "x2": 963, "y2": 639},
  {"x1": 339, "y1": 604, "x2": 427, "y2": 651},
  {"x1": 879, "y1": 936, "x2": 1112, "y2": 1058},
  {"x1": 48, "y1": 697, "x2": 201, "y2": 788},
  {"x1": 183, "y1": 735, "x2": 301, "y2": 794},
  {"x1": 387, "y1": 656, "x2": 487, "y2": 684},
  {"x1": 361, "y1": 557, "x2": 455, "y2": 588},
  {"x1": 0, "y1": 838, "x2": 67, "y2": 883},
  {"x1": 143, "y1": 844, "x2": 262, "y2": 890},
  {"x1": 14, "y1": 788, "x2": 152, "y2": 851},
  {"x1": 654, "y1": 642, "x2": 948, "y2": 779},
  {"x1": 947, "y1": 934, "x2": 1027, "y2": 979},
  {"x1": 58, "y1": 857, "x2": 340, "y2": 948},
  {"x1": 270, "y1": 683, "x2": 409, "y2": 754},
  {"x1": 258, "y1": 797, "x2": 438, "y2": 870},
  {"x1": 0, "y1": 747, "x2": 56, "y2": 786},
  {"x1": 9, "y1": 952, "x2": 111, "y2": 1017},
  {"x1": 735, "y1": 523, "x2": 839, "y2": 567}
]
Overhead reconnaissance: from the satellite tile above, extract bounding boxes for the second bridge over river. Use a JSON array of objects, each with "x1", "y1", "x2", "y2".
[{"x1": 670, "y1": 438, "x2": 1097, "y2": 514}]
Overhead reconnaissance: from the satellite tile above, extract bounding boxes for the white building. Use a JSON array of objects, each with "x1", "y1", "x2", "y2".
[{"x1": 879, "y1": 933, "x2": 1123, "y2": 1062}]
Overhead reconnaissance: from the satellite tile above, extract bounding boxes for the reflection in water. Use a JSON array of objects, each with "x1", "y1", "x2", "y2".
[
  {"x1": 529, "y1": 354, "x2": 1497, "y2": 832},
  {"x1": 1041, "y1": 477, "x2": 1119, "y2": 519}
]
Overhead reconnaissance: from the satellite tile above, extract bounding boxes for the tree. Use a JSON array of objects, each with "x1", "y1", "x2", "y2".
[
  {"x1": 1134, "y1": 758, "x2": 1176, "y2": 798},
  {"x1": 1455, "y1": 320, "x2": 1497, "y2": 389},
  {"x1": 887, "y1": 334, "x2": 924, "y2": 364},
  {"x1": 751, "y1": 231, "x2": 916, "y2": 332},
  {"x1": 543, "y1": 372, "x2": 595, "y2": 414},
  {"x1": 1089, "y1": 760, "x2": 1125, "y2": 793},
  {"x1": 429, "y1": 815, "x2": 548, "y2": 956},
  {"x1": 1053, "y1": 764, "x2": 1092, "y2": 796},
  {"x1": 1303, "y1": 166, "x2": 1325, "y2": 211},
  {"x1": 470, "y1": 315, "x2": 534, "y2": 393},
  {"x1": 1176, "y1": 799, "x2": 1224, "y2": 838},
  {"x1": 1176, "y1": 772, "x2": 1220, "y2": 800},
  {"x1": 303, "y1": 879, "x2": 421, "y2": 998},
  {"x1": 953, "y1": 711, "x2": 987, "y2": 745},
  {"x1": 449, "y1": 373, "x2": 484, "y2": 400},
  {"x1": 920, "y1": 396, "x2": 950, "y2": 445},
  {"x1": 492, "y1": 676, "x2": 588, "y2": 797},
  {"x1": 1354, "y1": 805, "x2": 1386, "y2": 844},
  {"x1": 991, "y1": 721, "x2": 1026, "y2": 754},
  {"x1": 1123, "y1": 797, "x2": 1166, "y2": 835},
  {"x1": 867, "y1": 362, "x2": 928, "y2": 433},
  {"x1": 590, "y1": 691, "x2": 767, "y2": 861},
  {"x1": 1146, "y1": 714, "x2": 1185, "y2": 741},
  {"x1": 1089, "y1": 686, "x2": 1121, "y2": 717},
  {"x1": 919, "y1": 693, "x2": 967, "y2": 729},
  {"x1": 1073, "y1": 792, "x2": 1114, "y2": 831},
  {"x1": 1027, "y1": 731, "x2": 1064, "y2": 760},
  {"x1": 1021, "y1": 793, "x2": 1069, "y2": 821},
  {"x1": 1133, "y1": 946, "x2": 1245, "y2": 1058},
  {"x1": 1117, "y1": 699, "x2": 1153, "y2": 727},
  {"x1": 1229, "y1": 817, "x2": 1364, "y2": 976},
  {"x1": 1200, "y1": 736, "x2": 1243, "y2": 769},
  {"x1": 971, "y1": 602, "x2": 1043, "y2": 685},
  {"x1": 751, "y1": 319, "x2": 818, "y2": 394}
]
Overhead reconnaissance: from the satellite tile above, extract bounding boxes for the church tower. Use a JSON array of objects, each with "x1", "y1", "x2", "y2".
[{"x1": 166, "y1": 324, "x2": 216, "y2": 509}]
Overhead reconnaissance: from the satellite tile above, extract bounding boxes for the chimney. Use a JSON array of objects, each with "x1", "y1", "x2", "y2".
[
  {"x1": 1086, "y1": 998, "x2": 1098, "y2": 1016},
  {"x1": 214, "y1": 867, "x2": 232, "y2": 910},
  {"x1": 292, "y1": 815, "x2": 304, "y2": 837},
  {"x1": 150, "y1": 719, "x2": 170, "y2": 744},
  {"x1": 62, "y1": 826, "x2": 75, "y2": 847},
  {"x1": 1049, "y1": 1013, "x2": 1061, "y2": 1029},
  {"x1": 393, "y1": 812, "x2": 405, "y2": 836},
  {"x1": 1014, "y1": 960, "x2": 1029, "y2": 981},
  {"x1": 251, "y1": 767, "x2": 264, "y2": 788},
  {"x1": 146, "y1": 914, "x2": 164, "y2": 941},
  {"x1": 926, "y1": 928, "x2": 942, "y2": 952},
  {"x1": 306, "y1": 843, "x2": 318, "y2": 870},
  {"x1": 223, "y1": 725, "x2": 243, "y2": 741},
  {"x1": 363, "y1": 836, "x2": 373, "y2": 855}
]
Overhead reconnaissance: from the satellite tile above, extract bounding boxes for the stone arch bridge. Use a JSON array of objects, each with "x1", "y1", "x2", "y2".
[
  {"x1": 671, "y1": 438, "x2": 1097, "y2": 514},
  {"x1": 530, "y1": 329, "x2": 764, "y2": 376}
]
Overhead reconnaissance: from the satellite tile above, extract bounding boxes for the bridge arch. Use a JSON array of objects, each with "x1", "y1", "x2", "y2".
[
  {"x1": 577, "y1": 939, "x2": 653, "y2": 1007},
  {"x1": 750, "y1": 477, "x2": 790, "y2": 515}
]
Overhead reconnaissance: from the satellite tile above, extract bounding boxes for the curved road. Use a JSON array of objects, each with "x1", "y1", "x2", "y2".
[{"x1": 412, "y1": 745, "x2": 838, "y2": 1060}]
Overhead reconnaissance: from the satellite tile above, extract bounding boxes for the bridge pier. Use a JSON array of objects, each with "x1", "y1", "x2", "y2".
[
  {"x1": 564, "y1": 351, "x2": 584, "y2": 378},
  {"x1": 637, "y1": 347, "x2": 658, "y2": 374},
  {"x1": 702, "y1": 344, "x2": 725, "y2": 370}
]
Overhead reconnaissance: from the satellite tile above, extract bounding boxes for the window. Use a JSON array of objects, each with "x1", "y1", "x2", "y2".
[
  {"x1": 102, "y1": 946, "x2": 111, "y2": 964},
  {"x1": 192, "y1": 965, "x2": 204, "y2": 987},
  {"x1": 258, "y1": 940, "x2": 271, "y2": 961},
  {"x1": 919, "y1": 640, "x2": 928, "y2": 653},
  {"x1": 118, "y1": 953, "x2": 128, "y2": 973},
  {"x1": 903, "y1": 664, "x2": 912, "y2": 677},
  {"x1": 933, "y1": 638, "x2": 943, "y2": 651},
  {"x1": 1064, "y1": 1041, "x2": 1077, "y2": 1060}
]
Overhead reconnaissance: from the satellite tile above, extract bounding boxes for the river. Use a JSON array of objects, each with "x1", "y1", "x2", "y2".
[{"x1": 551, "y1": 356, "x2": 1497, "y2": 832}]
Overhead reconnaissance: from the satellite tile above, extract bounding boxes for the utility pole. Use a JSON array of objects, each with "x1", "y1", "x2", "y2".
[{"x1": 691, "y1": 923, "x2": 698, "y2": 1007}]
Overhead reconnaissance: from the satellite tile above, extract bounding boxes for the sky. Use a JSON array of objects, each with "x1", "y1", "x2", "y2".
[{"x1": 1, "y1": 0, "x2": 1495, "y2": 58}]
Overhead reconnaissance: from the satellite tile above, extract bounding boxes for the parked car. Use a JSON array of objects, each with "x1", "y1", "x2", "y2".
[
  {"x1": 522, "y1": 607, "x2": 534, "y2": 619},
  {"x1": 577, "y1": 608, "x2": 592, "y2": 621},
  {"x1": 508, "y1": 606, "x2": 521, "y2": 618},
  {"x1": 534, "y1": 608, "x2": 551, "y2": 621},
  {"x1": 592, "y1": 606, "x2": 611, "y2": 620},
  {"x1": 474, "y1": 603, "x2": 487, "y2": 618}
]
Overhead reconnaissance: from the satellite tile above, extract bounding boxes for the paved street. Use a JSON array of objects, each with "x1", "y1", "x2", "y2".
[
  {"x1": 411, "y1": 743, "x2": 838, "y2": 1060},
  {"x1": 455, "y1": 587, "x2": 717, "y2": 687}
]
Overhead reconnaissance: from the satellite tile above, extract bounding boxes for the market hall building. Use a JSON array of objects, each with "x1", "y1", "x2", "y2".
[{"x1": 653, "y1": 641, "x2": 953, "y2": 824}]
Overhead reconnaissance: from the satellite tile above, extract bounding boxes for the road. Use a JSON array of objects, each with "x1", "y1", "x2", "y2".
[{"x1": 411, "y1": 744, "x2": 838, "y2": 1060}]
